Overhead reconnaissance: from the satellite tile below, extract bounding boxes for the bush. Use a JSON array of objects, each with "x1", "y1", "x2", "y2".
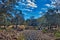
[
  {"x1": 54, "y1": 30, "x2": 60, "y2": 38},
  {"x1": 35, "y1": 27, "x2": 38, "y2": 30},
  {"x1": 55, "y1": 31, "x2": 60, "y2": 38},
  {"x1": 42, "y1": 29, "x2": 47, "y2": 33},
  {"x1": 17, "y1": 33, "x2": 26, "y2": 40}
]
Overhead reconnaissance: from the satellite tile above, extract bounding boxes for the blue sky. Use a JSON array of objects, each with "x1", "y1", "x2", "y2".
[
  {"x1": 13, "y1": 0, "x2": 60, "y2": 18},
  {"x1": 0, "y1": 0, "x2": 57, "y2": 20},
  {"x1": 0, "y1": 0, "x2": 60, "y2": 19},
  {"x1": 19, "y1": 0, "x2": 51, "y2": 20},
  {"x1": 10, "y1": 0, "x2": 59, "y2": 20}
]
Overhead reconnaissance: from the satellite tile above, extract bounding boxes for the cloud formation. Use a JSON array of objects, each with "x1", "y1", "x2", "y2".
[
  {"x1": 16, "y1": 0, "x2": 37, "y2": 11},
  {"x1": 44, "y1": 0, "x2": 60, "y2": 9},
  {"x1": 45, "y1": 4, "x2": 56, "y2": 8},
  {"x1": 45, "y1": 4, "x2": 51, "y2": 7},
  {"x1": 50, "y1": 0, "x2": 60, "y2": 9},
  {"x1": 22, "y1": 9, "x2": 32, "y2": 12},
  {"x1": 26, "y1": 0, "x2": 37, "y2": 8}
]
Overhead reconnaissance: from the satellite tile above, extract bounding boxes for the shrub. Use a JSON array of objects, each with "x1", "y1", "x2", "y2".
[
  {"x1": 55, "y1": 31, "x2": 60, "y2": 38},
  {"x1": 35, "y1": 27, "x2": 38, "y2": 30},
  {"x1": 42, "y1": 29, "x2": 47, "y2": 33},
  {"x1": 17, "y1": 33, "x2": 26, "y2": 40}
]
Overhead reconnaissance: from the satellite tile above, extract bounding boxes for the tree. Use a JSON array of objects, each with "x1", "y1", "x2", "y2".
[
  {"x1": 55, "y1": 9, "x2": 60, "y2": 27},
  {"x1": 11, "y1": 10, "x2": 24, "y2": 28},
  {"x1": 0, "y1": 0, "x2": 17, "y2": 27},
  {"x1": 44, "y1": 8, "x2": 60, "y2": 30},
  {"x1": 0, "y1": 0, "x2": 25, "y2": 28},
  {"x1": 45, "y1": 9, "x2": 56, "y2": 29},
  {"x1": 26, "y1": 16, "x2": 38, "y2": 26}
]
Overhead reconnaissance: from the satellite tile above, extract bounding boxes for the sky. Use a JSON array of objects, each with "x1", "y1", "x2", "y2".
[
  {"x1": 17, "y1": 0, "x2": 52, "y2": 20},
  {"x1": 0, "y1": 0, "x2": 60, "y2": 20}
]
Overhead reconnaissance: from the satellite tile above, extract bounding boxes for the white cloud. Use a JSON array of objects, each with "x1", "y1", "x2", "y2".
[
  {"x1": 18, "y1": 0, "x2": 37, "y2": 8},
  {"x1": 22, "y1": 9, "x2": 32, "y2": 12},
  {"x1": 39, "y1": 11, "x2": 42, "y2": 13},
  {"x1": 21, "y1": 3, "x2": 26, "y2": 5},
  {"x1": 18, "y1": 1, "x2": 26, "y2": 5},
  {"x1": 45, "y1": 4, "x2": 51, "y2": 7},
  {"x1": 16, "y1": 0, "x2": 37, "y2": 12},
  {"x1": 41, "y1": 8, "x2": 48, "y2": 12},
  {"x1": 45, "y1": 4, "x2": 56, "y2": 8},
  {"x1": 50, "y1": 0, "x2": 60, "y2": 9},
  {"x1": 26, "y1": 0, "x2": 37, "y2": 8},
  {"x1": 41, "y1": 8, "x2": 47, "y2": 10},
  {"x1": 27, "y1": 2, "x2": 37, "y2": 8},
  {"x1": 27, "y1": 0, "x2": 31, "y2": 3},
  {"x1": 51, "y1": 5, "x2": 56, "y2": 8},
  {"x1": 52, "y1": 1, "x2": 55, "y2": 4},
  {"x1": 39, "y1": 11, "x2": 44, "y2": 15},
  {"x1": 55, "y1": 0, "x2": 60, "y2": 3}
]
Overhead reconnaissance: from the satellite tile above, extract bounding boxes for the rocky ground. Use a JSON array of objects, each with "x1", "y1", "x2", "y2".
[{"x1": 0, "y1": 30, "x2": 56, "y2": 40}]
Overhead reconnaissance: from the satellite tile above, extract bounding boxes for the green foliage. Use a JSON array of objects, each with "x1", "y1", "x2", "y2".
[
  {"x1": 17, "y1": 33, "x2": 25, "y2": 40},
  {"x1": 0, "y1": 0, "x2": 25, "y2": 26},
  {"x1": 37, "y1": 15, "x2": 46, "y2": 23},
  {"x1": 42, "y1": 29, "x2": 47, "y2": 33},
  {"x1": 35, "y1": 27, "x2": 38, "y2": 30},
  {"x1": 0, "y1": 28, "x2": 4, "y2": 30},
  {"x1": 54, "y1": 31, "x2": 60, "y2": 38}
]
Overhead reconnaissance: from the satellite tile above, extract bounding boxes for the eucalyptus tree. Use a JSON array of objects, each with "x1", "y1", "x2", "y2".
[
  {"x1": 0, "y1": 0, "x2": 16, "y2": 27},
  {"x1": 45, "y1": 9, "x2": 56, "y2": 29}
]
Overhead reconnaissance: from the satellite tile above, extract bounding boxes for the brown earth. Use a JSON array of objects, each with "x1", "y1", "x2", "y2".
[{"x1": 0, "y1": 30, "x2": 55, "y2": 40}]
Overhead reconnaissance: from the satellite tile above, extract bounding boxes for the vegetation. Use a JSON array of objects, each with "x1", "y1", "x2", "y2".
[
  {"x1": 42, "y1": 29, "x2": 47, "y2": 33},
  {"x1": 54, "y1": 31, "x2": 60, "y2": 38},
  {"x1": 17, "y1": 33, "x2": 25, "y2": 40}
]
